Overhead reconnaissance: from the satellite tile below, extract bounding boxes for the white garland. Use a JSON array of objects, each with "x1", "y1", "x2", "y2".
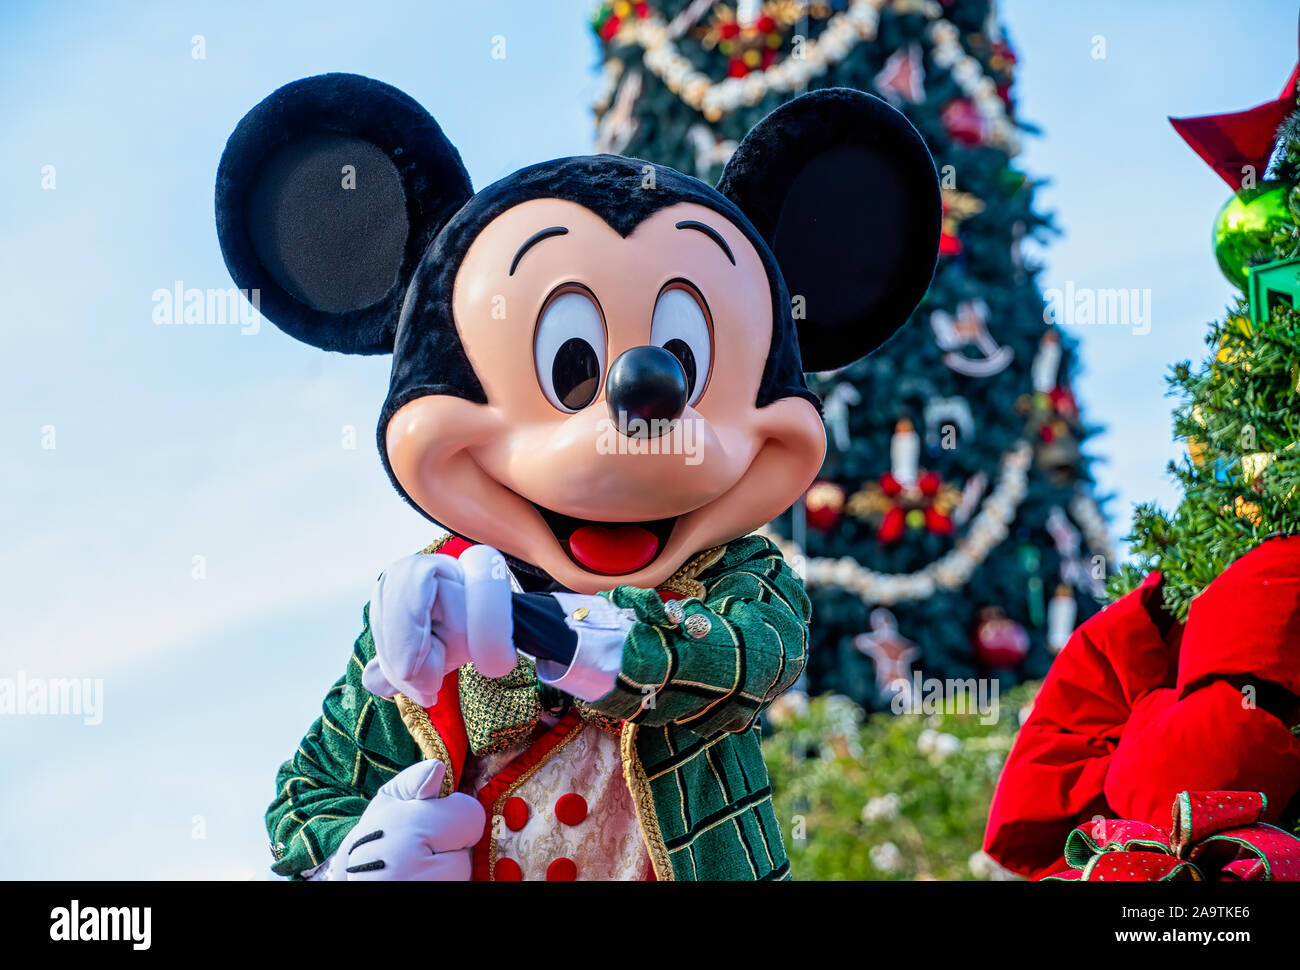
[
  {"x1": 593, "y1": 57, "x2": 626, "y2": 114},
  {"x1": 760, "y1": 442, "x2": 1033, "y2": 606},
  {"x1": 926, "y1": 19, "x2": 1019, "y2": 152},
  {"x1": 601, "y1": 0, "x2": 1019, "y2": 152},
  {"x1": 1069, "y1": 490, "x2": 1116, "y2": 564}
]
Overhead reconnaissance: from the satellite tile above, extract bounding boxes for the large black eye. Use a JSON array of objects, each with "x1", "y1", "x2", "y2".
[
  {"x1": 650, "y1": 285, "x2": 712, "y2": 405},
  {"x1": 535, "y1": 289, "x2": 606, "y2": 412},
  {"x1": 662, "y1": 338, "x2": 697, "y2": 392}
]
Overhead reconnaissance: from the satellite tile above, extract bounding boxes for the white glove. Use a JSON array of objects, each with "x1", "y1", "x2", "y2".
[
  {"x1": 362, "y1": 544, "x2": 517, "y2": 707},
  {"x1": 324, "y1": 760, "x2": 485, "y2": 881}
]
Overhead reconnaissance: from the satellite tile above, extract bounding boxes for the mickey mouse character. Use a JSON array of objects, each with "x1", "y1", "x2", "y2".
[{"x1": 216, "y1": 73, "x2": 939, "y2": 880}]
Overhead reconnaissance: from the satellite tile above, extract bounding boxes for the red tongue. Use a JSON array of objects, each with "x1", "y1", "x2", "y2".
[{"x1": 568, "y1": 524, "x2": 659, "y2": 574}]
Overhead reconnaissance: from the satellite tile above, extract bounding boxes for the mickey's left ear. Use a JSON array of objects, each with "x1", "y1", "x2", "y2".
[{"x1": 717, "y1": 88, "x2": 941, "y2": 372}]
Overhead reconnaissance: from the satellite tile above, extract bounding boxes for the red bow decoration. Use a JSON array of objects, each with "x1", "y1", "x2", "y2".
[
  {"x1": 1169, "y1": 21, "x2": 1300, "y2": 188},
  {"x1": 1042, "y1": 791, "x2": 1300, "y2": 881},
  {"x1": 984, "y1": 536, "x2": 1300, "y2": 879}
]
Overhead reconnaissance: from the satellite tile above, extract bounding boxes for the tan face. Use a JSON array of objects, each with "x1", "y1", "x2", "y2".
[{"x1": 385, "y1": 198, "x2": 825, "y2": 594}]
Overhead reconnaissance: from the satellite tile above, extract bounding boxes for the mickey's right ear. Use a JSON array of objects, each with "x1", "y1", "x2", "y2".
[{"x1": 215, "y1": 73, "x2": 472, "y2": 354}]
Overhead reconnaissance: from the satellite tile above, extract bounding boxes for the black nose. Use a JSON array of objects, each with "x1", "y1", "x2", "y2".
[{"x1": 605, "y1": 346, "x2": 688, "y2": 437}]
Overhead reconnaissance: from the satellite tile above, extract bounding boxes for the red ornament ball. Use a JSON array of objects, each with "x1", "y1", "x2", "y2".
[
  {"x1": 942, "y1": 98, "x2": 987, "y2": 146},
  {"x1": 599, "y1": 15, "x2": 622, "y2": 41},
  {"x1": 974, "y1": 608, "x2": 1030, "y2": 668}
]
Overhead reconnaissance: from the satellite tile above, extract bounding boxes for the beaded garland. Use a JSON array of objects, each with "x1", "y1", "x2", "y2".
[{"x1": 594, "y1": 0, "x2": 1020, "y2": 151}]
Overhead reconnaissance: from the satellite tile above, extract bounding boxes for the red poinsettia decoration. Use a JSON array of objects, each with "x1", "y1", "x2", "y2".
[
  {"x1": 938, "y1": 189, "x2": 984, "y2": 258},
  {"x1": 938, "y1": 227, "x2": 963, "y2": 257},
  {"x1": 593, "y1": 1, "x2": 651, "y2": 42},
  {"x1": 989, "y1": 39, "x2": 1017, "y2": 75},
  {"x1": 1042, "y1": 790, "x2": 1300, "y2": 882},
  {"x1": 706, "y1": 5, "x2": 786, "y2": 78},
  {"x1": 875, "y1": 470, "x2": 955, "y2": 543},
  {"x1": 985, "y1": 536, "x2": 1300, "y2": 879}
]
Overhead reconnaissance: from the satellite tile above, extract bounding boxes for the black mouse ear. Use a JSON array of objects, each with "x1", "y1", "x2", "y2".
[
  {"x1": 717, "y1": 88, "x2": 941, "y2": 372},
  {"x1": 215, "y1": 73, "x2": 472, "y2": 354}
]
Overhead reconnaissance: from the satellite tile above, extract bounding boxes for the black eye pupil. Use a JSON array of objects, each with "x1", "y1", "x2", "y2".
[
  {"x1": 553, "y1": 337, "x2": 600, "y2": 410},
  {"x1": 663, "y1": 338, "x2": 697, "y2": 394}
]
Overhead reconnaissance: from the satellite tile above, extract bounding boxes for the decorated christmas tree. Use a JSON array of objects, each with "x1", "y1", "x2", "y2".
[
  {"x1": 591, "y1": 0, "x2": 1112, "y2": 709},
  {"x1": 1111, "y1": 61, "x2": 1300, "y2": 618}
]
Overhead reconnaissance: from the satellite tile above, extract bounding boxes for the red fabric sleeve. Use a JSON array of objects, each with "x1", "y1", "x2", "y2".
[
  {"x1": 983, "y1": 572, "x2": 1180, "y2": 878},
  {"x1": 987, "y1": 540, "x2": 1300, "y2": 880}
]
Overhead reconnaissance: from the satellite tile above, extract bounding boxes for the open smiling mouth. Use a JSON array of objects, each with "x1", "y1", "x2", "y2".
[{"x1": 530, "y1": 503, "x2": 679, "y2": 575}]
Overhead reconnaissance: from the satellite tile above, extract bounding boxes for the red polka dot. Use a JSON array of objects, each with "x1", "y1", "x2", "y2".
[
  {"x1": 503, "y1": 797, "x2": 529, "y2": 831},
  {"x1": 547, "y1": 857, "x2": 578, "y2": 881},
  {"x1": 555, "y1": 793, "x2": 588, "y2": 826},
  {"x1": 495, "y1": 858, "x2": 522, "y2": 881}
]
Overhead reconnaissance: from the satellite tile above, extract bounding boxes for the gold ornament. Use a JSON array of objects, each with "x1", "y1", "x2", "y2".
[
  {"x1": 1186, "y1": 406, "x2": 1209, "y2": 466},
  {"x1": 1231, "y1": 496, "x2": 1263, "y2": 525},
  {"x1": 1241, "y1": 452, "x2": 1275, "y2": 482}
]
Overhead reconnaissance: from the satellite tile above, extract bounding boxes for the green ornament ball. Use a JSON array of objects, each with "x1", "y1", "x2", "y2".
[{"x1": 1212, "y1": 181, "x2": 1293, "y2": 290}]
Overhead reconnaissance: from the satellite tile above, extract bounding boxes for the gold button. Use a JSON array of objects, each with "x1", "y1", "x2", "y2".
[{"x1": 573, "y1": 607, "x2": 590, "y2": 621}]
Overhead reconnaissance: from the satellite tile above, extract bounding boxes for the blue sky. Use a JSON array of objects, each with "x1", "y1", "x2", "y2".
[{"x1": 0, "y1": 0, "x2": 1294, "y2": 878}]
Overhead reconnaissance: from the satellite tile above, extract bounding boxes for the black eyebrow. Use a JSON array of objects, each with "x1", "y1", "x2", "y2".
[
  {"x1": 509, "y1": 226, "x2": 569, "y2": 276},
  {"x1": 675, "y1": 220, "x2": 735, "y2": 266}
]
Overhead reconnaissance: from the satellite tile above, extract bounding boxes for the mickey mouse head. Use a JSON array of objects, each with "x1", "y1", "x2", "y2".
[{"x1": 216, "y1": 73, "x2": 939, "y2": 594}]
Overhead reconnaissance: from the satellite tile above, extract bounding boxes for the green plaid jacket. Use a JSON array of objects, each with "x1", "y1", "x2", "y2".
[{"x1": 267, "y1": 534, "x2": 809, "y2": 881}]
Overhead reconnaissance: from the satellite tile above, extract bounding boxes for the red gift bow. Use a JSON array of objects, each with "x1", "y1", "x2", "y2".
[
  {"x1": 983, "y1": 536, "x2": 1300, "y2": 879},
  {"x1": 1042, "y1": 791, "x2": 1300, "y2": 882}
]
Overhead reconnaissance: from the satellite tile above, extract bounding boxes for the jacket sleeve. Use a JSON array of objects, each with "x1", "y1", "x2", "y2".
[
  {"x1": 590, "y1": 535, "x2": 810, "y2": 736},
  {"x1": 265, "y1": 606, "x2": 421, "y2": 878}
]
